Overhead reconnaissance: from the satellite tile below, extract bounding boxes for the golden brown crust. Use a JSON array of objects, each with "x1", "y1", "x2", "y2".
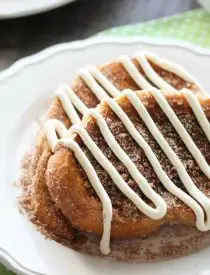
[
  {"x1": 20, "y1": 56, "x2": 203, "y2": 242},
  {"x1": 46, "y1": 91, "x2": 210, "y2": 239}
]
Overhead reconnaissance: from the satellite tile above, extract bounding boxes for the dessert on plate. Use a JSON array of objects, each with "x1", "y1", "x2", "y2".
[{"x1": 20, "y1": 51, "x2": 210, "y2": 260}]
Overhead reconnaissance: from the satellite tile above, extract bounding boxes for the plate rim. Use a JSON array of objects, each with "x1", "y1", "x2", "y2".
[
  {"x1": 1, "y1": 35, "x2": 210, "y2": 83},
  {"x1": 0, "y1": 0, "x2": 76, "y2": 19},
  {"x1": 0, "y1": 35, "x2": 210, "y2": 275}
]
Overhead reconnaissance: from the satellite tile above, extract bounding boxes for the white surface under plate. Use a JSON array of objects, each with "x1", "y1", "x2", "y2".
[
  {"x1": 0, "y1": 0, "x2": 76, "y2": 19},
  {"x1": 0, "y1": 36, "x2": 210, "y2": 275}
]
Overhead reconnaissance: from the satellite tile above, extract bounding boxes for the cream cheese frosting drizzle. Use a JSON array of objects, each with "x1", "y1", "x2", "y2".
[
  {"x1": 105, "y1": 96, "x2": 207, "y2": 229},
  {"x1": 120, "y1": 51, "x2": 203, "y2": 91},
  {"x1": 57, "y1": 137, "x2": 112, "y2": 255},
  {"x1": 44, "y1": 51, "x2": 202, "y2": 152},
  {"x1": 45, "y1": 119, "x2": 68, "y2": 151},
  {"x1": 56, "y1": 88, "x2": 210, "y2": 255},
  {"x1": 137, "y1": 52, "x2": 200, "y2": 83},
  {"x1": 59, "y1": 117, "x2": 167, "y2": 253},
  {"x1": 43, "y1": 52, "x2": 209, "y2": 254},
  {"x1": 123, "y1": 89, "x2": 210, "y2": 228},
  {"x1": 183, "y1": 88, "x2": 210, "y2": 142},
  {"x1": 119, "y1": 55, "x2": 152, "y2": 90},
  {"x1": 150, "y1": 88, "x2": 210, "y2": 179},
  {"x1": 83, "y1": 65, "x2": 120, "y2": 97},
  {"x1": 54, "y1": 86, "x2": 82, "y2": 124}
]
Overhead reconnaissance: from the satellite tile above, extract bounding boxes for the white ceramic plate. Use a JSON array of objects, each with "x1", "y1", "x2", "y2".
[
  {"x1": 0, "y1": 37, "x2": 210, "y2": 275},
  {"x1": 0, "y1": 0, "x2": 76, "y2": 19}
]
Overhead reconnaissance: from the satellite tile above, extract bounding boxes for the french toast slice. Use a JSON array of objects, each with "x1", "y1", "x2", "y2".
[
  {"x1": 46, "y1": 90, "x2": 210, "y2": 241},
  {"x1": 20, "y1": 53, "x2": 203, "y2": 242}
]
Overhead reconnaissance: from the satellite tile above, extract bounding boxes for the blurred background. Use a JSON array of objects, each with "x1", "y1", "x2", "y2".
[{"x1": 0, "y1": 0, "x2": 200, "y2": 70}]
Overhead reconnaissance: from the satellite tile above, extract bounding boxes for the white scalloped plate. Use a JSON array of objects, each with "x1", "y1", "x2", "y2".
[
  {"x1": 0, "y1": 36, "x2": 210, "y2": 275},
  {"x1": 0, "y1": 0, "x2": 76, "y2": 19}
]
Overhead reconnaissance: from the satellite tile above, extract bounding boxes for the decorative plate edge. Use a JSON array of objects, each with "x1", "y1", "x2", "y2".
[
  {"x1": 0, "y1": 247, "x2": 46, "y2": 275},
  {"x1": 1, "y1": 36, "x2": 210, "y2": 83}
]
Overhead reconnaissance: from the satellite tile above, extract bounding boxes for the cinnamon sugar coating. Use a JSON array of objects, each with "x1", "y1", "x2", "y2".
[
  {"x1": 20, "y1": 56, "x2": 202, "y2": 243},
  {"x1": 46, "y1": 91, "x2": 210, "y2": 239}
]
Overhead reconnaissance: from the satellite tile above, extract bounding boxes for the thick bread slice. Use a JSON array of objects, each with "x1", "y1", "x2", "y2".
[
  {"x1": 20, "y1": 57, "x2": 203, "y2": 241},
  {"x1": 46, "y1": 91, "x2": 210, "y2": 239}
]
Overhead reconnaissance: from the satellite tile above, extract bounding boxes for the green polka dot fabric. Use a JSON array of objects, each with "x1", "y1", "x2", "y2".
[
  {"x1": 1, "y1": 8, "x2": 210, "y2": 275},
  {"x1": 101, "y1": 9, "x2": 210, "y2": 48},
  {"x1": 0, "y1": 265, "x2": 14, "y2": 275}
]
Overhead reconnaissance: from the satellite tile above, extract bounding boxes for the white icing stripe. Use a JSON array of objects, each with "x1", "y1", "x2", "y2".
[
  {"x1": 119, "y1": 55, "x2": 153, "y2": 89},
  {"x1": 57, "y1": 138, "x2": 112, "y2": 256},
  {"x1": 69, "y1": 124, "x2": 165, "y2": 219},
  {"x1": 43, "y1": 51, "x2": 208, "y2": 255},
  {"x1": 44, "y1": 119, "x2": 68, "y2": 151},
  {"x1": 135, "y1": 53, "x2": 176, "y2": 91},
  {"x1": 87, "y1": 66, "x2": 120, "y2": 97},
  {"x1": 150, "y1": 88, "x2": 210, "y2": 179},
  {"x1": 55, "y1": 87, "x2": 81, "y2": 125},
  {"x1": 78, "y1": 68, "x2": 108, "y2": 101},
  {"x1": 140, "y1": 52, "x2": 199, "y2": 84},
  {"x1": 120, "y1": 51, "x2": 203, "y2": 93},
  {"x1": 44, "y1": 51, "x2": 202, "y2": 151},
  {"x1": 183, "y1": 88, "x2": 210, "y2": 142},
  {"x1": 61, "y1": 84, "x2": 89, "y2": 115},
  {"x1": 124, "y1": 89, "x2": 210, "y2": 227},
  {"x1": 88, "y1": 108, "x2": 167, "y2": 219},
  {"x1": 105, "y1": 97, "x2": 207, "y2": 231},
  {"x1": 55, "y1": 89, "x2": 210, "y2": 254}
]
